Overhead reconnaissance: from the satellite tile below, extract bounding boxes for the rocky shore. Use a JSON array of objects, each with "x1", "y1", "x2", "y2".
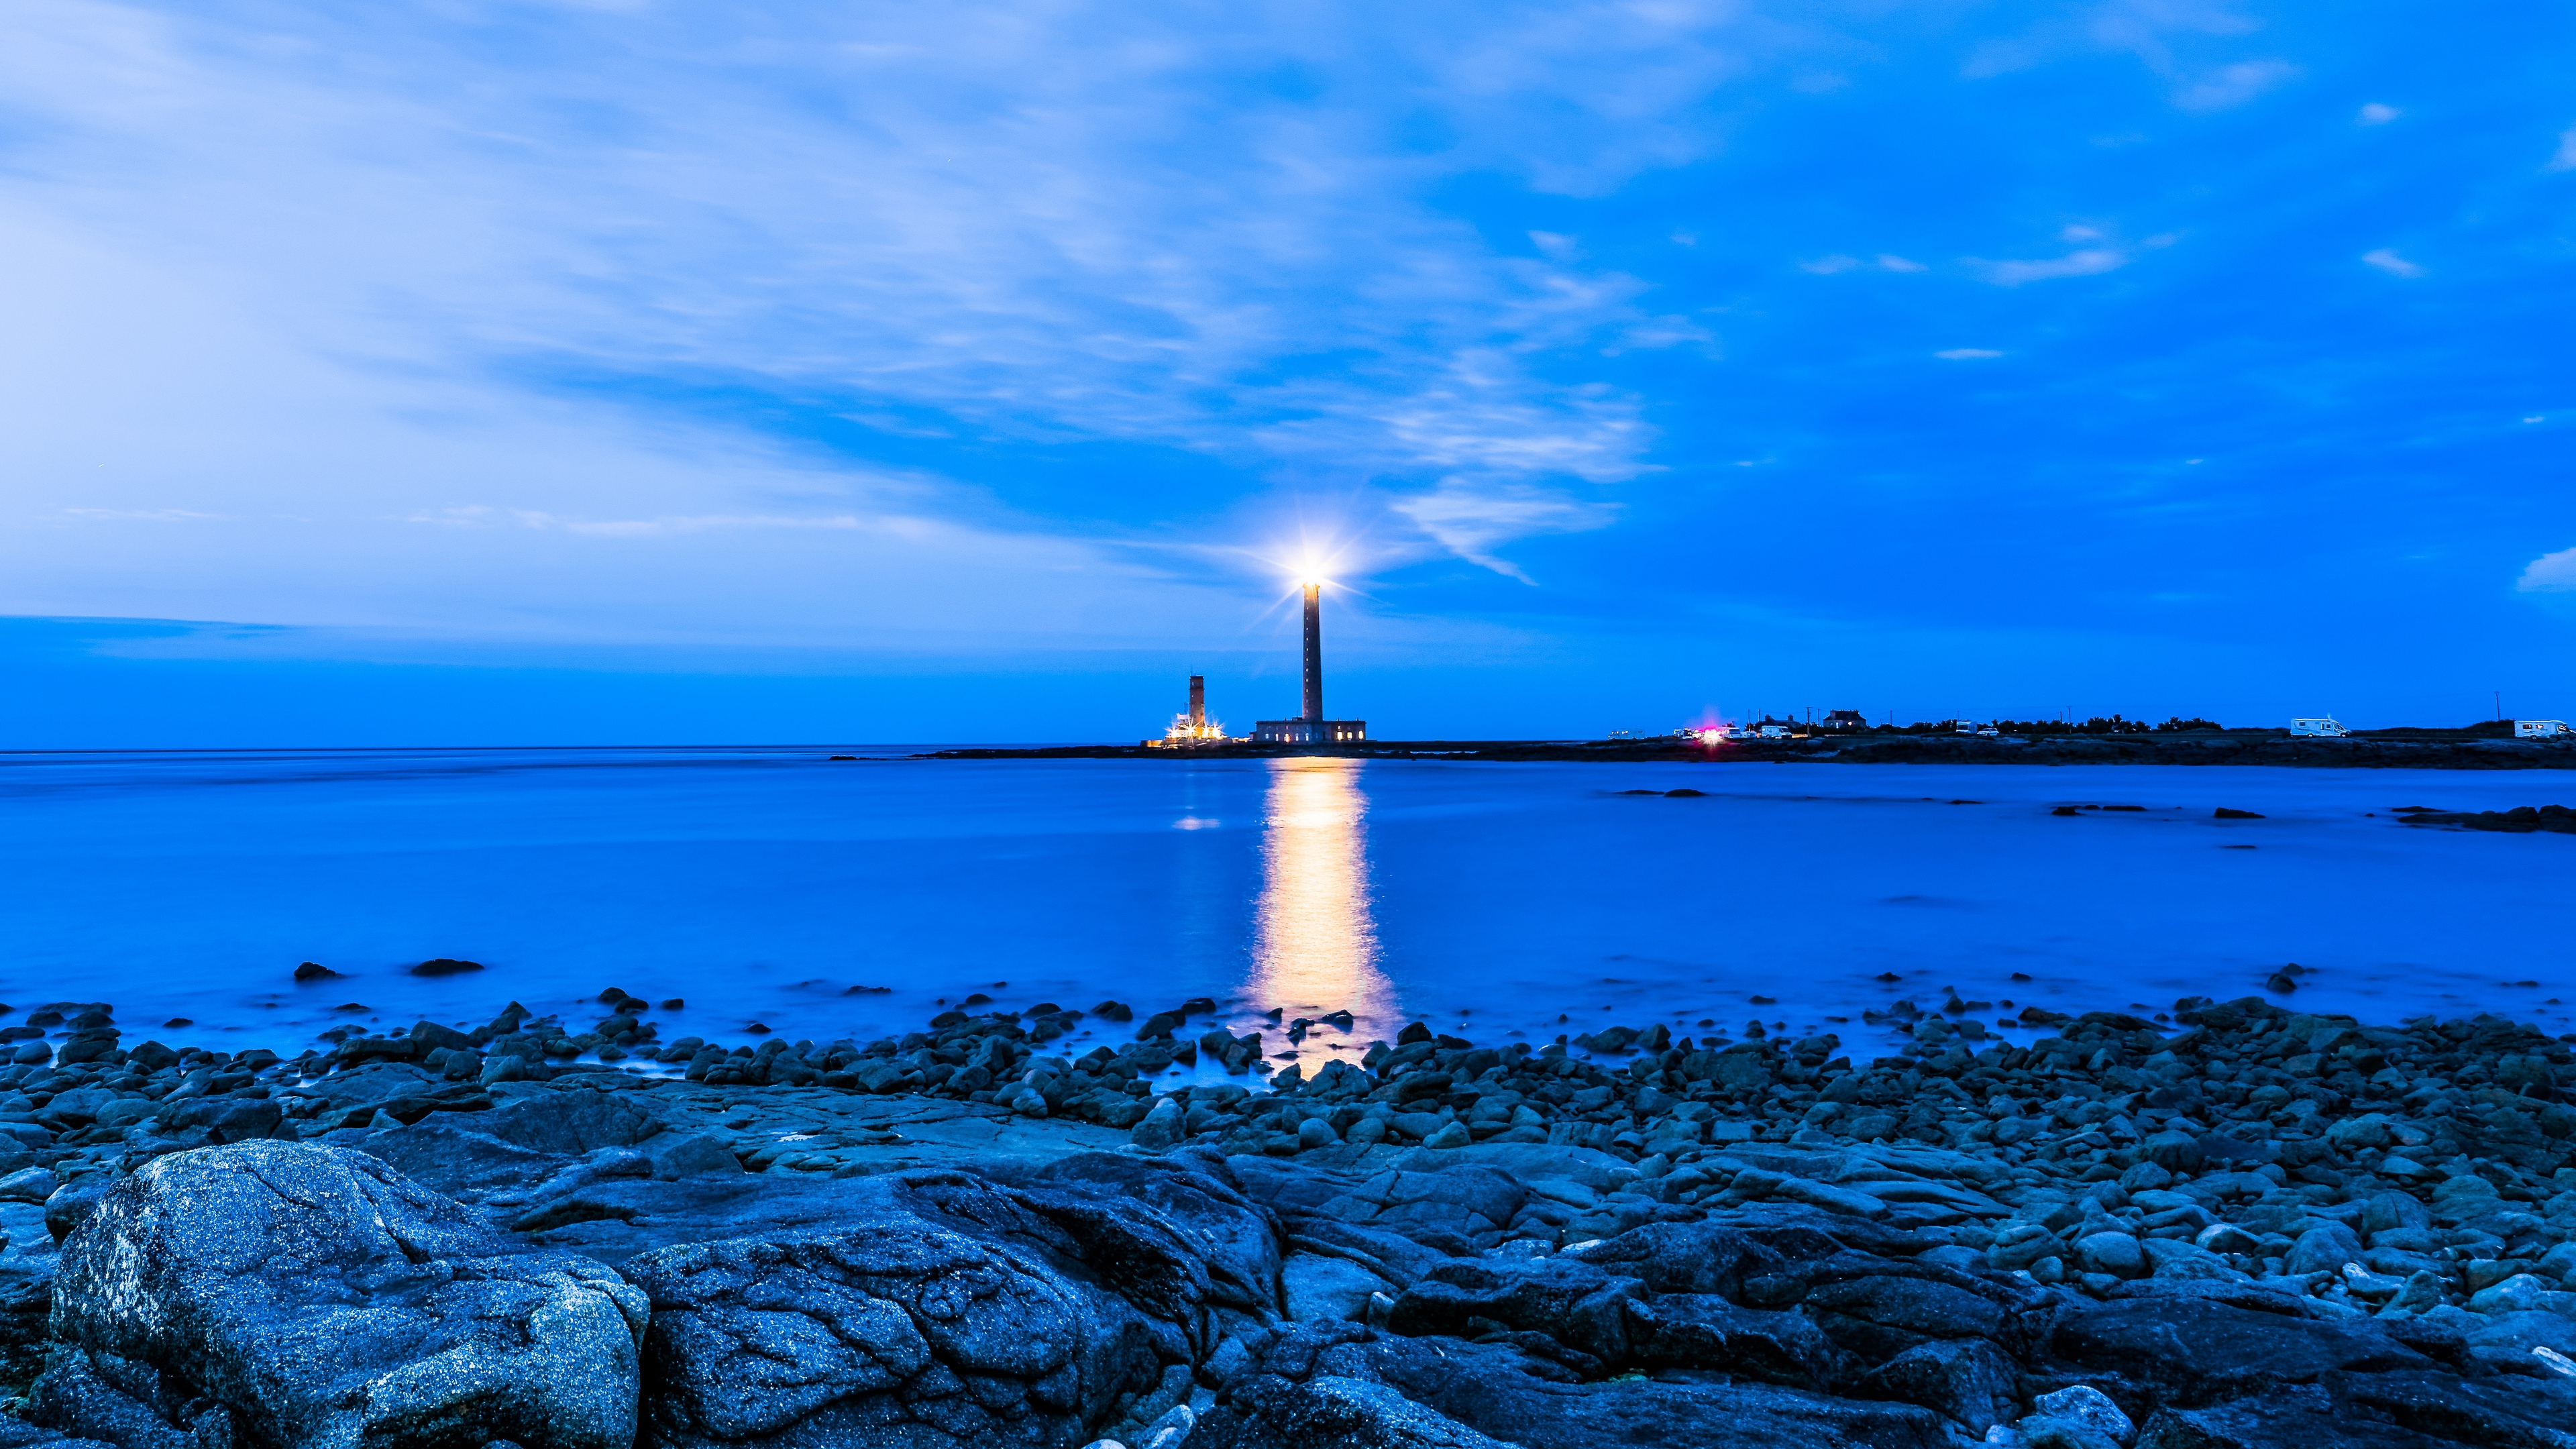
[
  {"x1": 0, "y1": 987, "x2": 2571, "y2": 1446},
  {"x1": 2400, "y1": 804, "x2": 2576, "y2": 835}
]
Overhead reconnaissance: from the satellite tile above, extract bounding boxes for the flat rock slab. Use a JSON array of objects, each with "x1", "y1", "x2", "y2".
[{"x1": 2051, "y1": 1299, "x2": 2432, "y2": 1408}]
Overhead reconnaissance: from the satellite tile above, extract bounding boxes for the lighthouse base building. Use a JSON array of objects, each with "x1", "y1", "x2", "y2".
[{"x1": 1252, "y1": 718, "x2": 1366, "y2": 744}]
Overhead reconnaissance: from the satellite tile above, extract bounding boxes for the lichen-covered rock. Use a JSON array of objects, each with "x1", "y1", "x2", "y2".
[{"x1": 34, "y1": 1141, "x2": 644, "y2": 1449}]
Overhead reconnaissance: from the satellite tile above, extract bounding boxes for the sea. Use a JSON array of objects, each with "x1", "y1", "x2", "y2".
[{"x1": 2, "y1": 747, "x2": 2569, "y2": 1076}]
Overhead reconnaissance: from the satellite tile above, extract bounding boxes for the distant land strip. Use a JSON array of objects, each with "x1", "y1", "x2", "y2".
[{"x1": 920, "y1": 733, "x2": 2576, "y2": 769}]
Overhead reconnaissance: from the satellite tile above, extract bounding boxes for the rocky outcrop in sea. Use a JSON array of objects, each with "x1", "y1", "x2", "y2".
[{"x1": 0, "y1": 987, "x2": 2569, "y2": 1447}]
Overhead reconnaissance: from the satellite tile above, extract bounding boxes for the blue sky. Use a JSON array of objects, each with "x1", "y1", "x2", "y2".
[{"x1": 3, "y1": 1, "x2": 2573, "y2": 744}]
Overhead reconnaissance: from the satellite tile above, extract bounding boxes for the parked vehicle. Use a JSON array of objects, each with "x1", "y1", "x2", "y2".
[
  {"x1": 2517, "y1": 719, "x2": 2573, "y2": 739},
  {"x1": 2288, "y1": 717, "x2": 2350, "y2": 737}
]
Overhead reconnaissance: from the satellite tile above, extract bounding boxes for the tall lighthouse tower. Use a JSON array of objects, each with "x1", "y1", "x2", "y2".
[
  {"x1": 1300, "y1": 582, "x2": 1323, "y2": 723},
  {"x1": 1256, "y1": 574, "x2": 1366, "y2": 745}
]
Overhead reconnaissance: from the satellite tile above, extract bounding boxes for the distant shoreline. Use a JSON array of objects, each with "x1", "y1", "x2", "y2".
[{"x1": 921, "y1": 732, "x2": 2576, "y2": 769}]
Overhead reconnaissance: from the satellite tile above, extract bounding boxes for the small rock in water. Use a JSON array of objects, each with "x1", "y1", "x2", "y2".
[
  {"x1": 409, "y1": 957, "x2": 484, "y2": 977},
  {"x1": 2213, "y1": 806, "x2": 2263, "y2": 818},
  {"x1": 292, "y1": 961, "x2": 341, "y2": 981},
  {"x1": 661, "y1": 998, "x2": 686, "y2": 1009}
]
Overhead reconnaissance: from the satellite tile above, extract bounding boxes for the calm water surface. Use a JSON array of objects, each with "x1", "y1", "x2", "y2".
[{"x1": 2, "y1": 747, "x2": 2569, "y2": 1066}]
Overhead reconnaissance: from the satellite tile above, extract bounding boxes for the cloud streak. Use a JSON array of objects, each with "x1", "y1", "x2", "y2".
[{"x1": 2520, "y1": 547, "x2": 2576, "y2": 593}]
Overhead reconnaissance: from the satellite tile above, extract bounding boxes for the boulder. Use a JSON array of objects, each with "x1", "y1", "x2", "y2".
[
  {"x1": 1560, "y1": 1222, "x2": 1784, "y2": 1300},
  {"x1": 2284, "y1": 1224, "x2": 2362, "y2": 1276},
  {"x1": 2030, "y1": 1385, "x2": 2133, "y2": 1444},
  {"x1": 1803, "y1": 1273, "x2": 2007, "y2": 1360},
  {"x1": 1855, "y1": 1337, "x2": 2019, "y2": 1433},
  {"x1": 1385, "y1": 1257, "x2": 1642, "y2": 1365},
  {"x1": 623, "y1": 1221, "x2": 1163, "y2": 1447},
  {"x1": 34, "y1": 1141, "x2": 644, "y2": 1449},
  {"x1": 1621, "y1": 1293, "x2": 1841, "y2": 1388},
  {"x1": 1210, "y1": 1373, "x2": 1511, "y2": 1448}
]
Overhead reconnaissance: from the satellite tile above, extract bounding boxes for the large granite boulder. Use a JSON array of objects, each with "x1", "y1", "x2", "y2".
[
  {"x1": 32, "y1": 1141, "x2": 645, "y2": 1449},
  {"x1": 617, "y1": 1160, "x2": 1275, "y2": 1447},
  {"x1": 624, "y1": 1224, "x2": 1161, "y2": 1448}
]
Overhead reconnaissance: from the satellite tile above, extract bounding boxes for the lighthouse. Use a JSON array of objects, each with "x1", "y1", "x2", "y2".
[{"x1": 1256, "y1": 576, "x2": 1366, "y2": 745}]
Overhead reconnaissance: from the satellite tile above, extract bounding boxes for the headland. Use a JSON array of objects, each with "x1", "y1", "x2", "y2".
[{"x1": 928, "y1": 730, "x2": 2576, "y2": 770}]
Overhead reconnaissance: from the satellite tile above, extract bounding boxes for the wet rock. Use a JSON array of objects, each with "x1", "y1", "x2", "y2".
[
  {"x1": 34, "y1": 1141, "x2": 643, "y2": 1449},
  {"x1": 409, "y1": 957, "x2": 486, "y2": 977},
  {"x1": 1133, "y1": 1099, "x2": 1185, "y2": 1150}
]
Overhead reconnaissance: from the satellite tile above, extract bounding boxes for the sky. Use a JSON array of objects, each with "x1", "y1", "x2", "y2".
[{"x1": 3, "y1": 0, "x2": 2573, "y2": 745}]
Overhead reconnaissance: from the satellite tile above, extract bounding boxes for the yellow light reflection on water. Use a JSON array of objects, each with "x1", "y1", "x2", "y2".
[{"x1": 1249, "y1": 757, "x2": 1394, "y2": 1034}]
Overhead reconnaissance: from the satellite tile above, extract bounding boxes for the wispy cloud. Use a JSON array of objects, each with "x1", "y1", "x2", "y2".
[
  {"x1": 1975, "y1": 248, "x2": 2131, "y2": 286},
  {"x1": 1392, "y1": 480, "x2": 1615, "y2": 582},
  {"x1": 1801, "y1": 254, "x2": 1927, "y2": 274},
  {"x1": 62, "y1": 508, "x2": 225, "y2": 522},
  {"x1": 2357, "y1": 103, "x2": 2400, "y2": 125},
  {"x1": 2518, "y1": 546, "x2": 2576, "y2": 593},
  {"x1": 407, "y1": 507, "x2": 875, "y2": 538},
  {"x1": 1935, "y1": 348, "x2": 2003, "y2": 360},
  {"x1": 2551, "y1": 125, "x2": 2576, "y2": 171},
  {"x1": 2361, "y1": 248, "x2": 2424, "y2": 278},
  {"x1": 2173, "y1": 60, "x2": 2296, "y2": 112}
]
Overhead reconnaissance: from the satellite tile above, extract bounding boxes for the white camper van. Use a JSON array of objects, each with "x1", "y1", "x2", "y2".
[
  {"x1": 2288, "y1": 717, "x2": 2351, "y2": 737},
  {"x1": 2517, "y1": 719, "x2": 2572, "y2": 739}
]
